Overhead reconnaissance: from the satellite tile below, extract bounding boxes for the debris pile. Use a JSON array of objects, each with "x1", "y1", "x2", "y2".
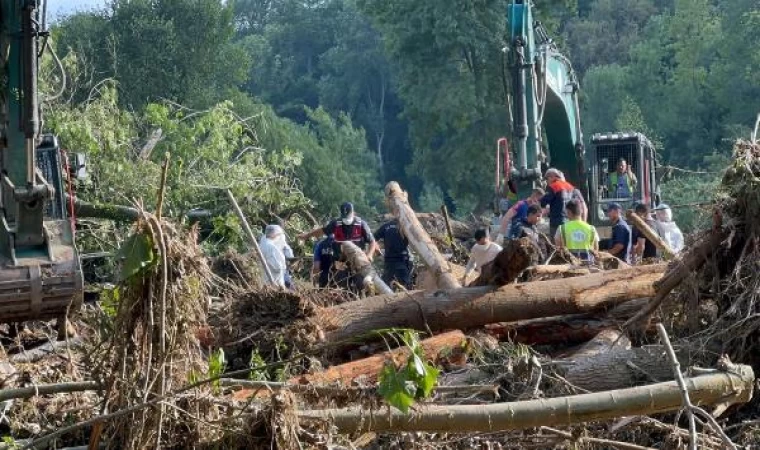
[{"x1": 3, "y1": 140, "x2": 760, "y2": 449}]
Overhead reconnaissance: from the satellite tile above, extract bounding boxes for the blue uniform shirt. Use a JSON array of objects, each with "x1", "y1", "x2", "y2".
[
  {"x1": 374, "y1": 221, "x2": 410, "y2": 262},
  {"x1": 611, "y1": 219, "x2": 632, "y2": 263}
]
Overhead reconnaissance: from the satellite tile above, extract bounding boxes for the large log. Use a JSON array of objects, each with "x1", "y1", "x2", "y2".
[
  {"x1": 626, "y1": 210, "x2": 675, "y2": 259},
  {"x1": 562, "y1": 345, "x2": 688, "y2": 392},
  {"x1": 385, "y1": 182, "x2": 460, "y2": 289},
  {"x1": 484, "y1": 315, "x2": 615, "y2": 346},
  {"x1": 232, "y1": 331, "x2": 466, "y2": 401},
  {"x1": 314, "y1": 265, "x2": 665, "y2": 343},
  {"x1": 298, "y1": 365, "x2": 754, "y2": 433},
  {"x1": 293, "y1": 330, "x2": 466, "y2": 385},
  {"x1": 484, "y1": 299, "x2": 651, "y2": 347}
]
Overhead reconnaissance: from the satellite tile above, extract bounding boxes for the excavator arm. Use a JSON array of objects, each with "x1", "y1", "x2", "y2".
[
  {"x1": 506, "y1": 0, "x2": 586, "y2": 192},
  {"x1": 0, "y1": 0, "x2": 82, "y2": 329}
]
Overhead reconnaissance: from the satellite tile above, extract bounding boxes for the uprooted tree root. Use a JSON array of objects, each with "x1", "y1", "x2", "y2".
[
  {"x1": 673, "y1": 141, "x2": 760, "y2": 366},
  {"x1": 209, "y1": 286, "x2": 356, "y2": 371}
]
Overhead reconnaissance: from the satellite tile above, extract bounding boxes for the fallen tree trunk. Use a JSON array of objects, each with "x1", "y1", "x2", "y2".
[
  {"x1": 524, "y1": 264, "x2": 595, "y2": 281},
  {"x1": 626, "y1": 210, "x2": 675, "y2": 259},
  {"x1": 298, "y1": 365, "x2": 754, "y2": 433},
  {"x1": 232, "y1": 331, "x2": 467, "y2": 400},
  {"x1": 567, "y1": 328, "x2": 631, "y2": 360},
  {"x1": 314, "y1": 264, "x2": 665, "y2": 344},
  {"x1": 562, "y1": 345, "x2": 688, "y2": 392},
  {"x1": 484, "y1": 299, "x2": 650, "y2": 346},
  {"x1": 485, "y1": 315, "x2": 616, "y2": 346},
  {"x1": 385, "y1": 182, "x2": 460, "y2": 289},
  {"x1": 292, "y1": 330, "x2": 466, "y2": 386}
]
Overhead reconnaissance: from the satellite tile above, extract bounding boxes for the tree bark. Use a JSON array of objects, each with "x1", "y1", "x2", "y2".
[
  {"x1": 385, "y1": 182, "x2": 460, "y2": 289},
  {"x1": 292, "y1": 330, "x2": 466, "y2": 386},
  {"x1": 339, "y1": 241, "x2": 392, "y2": 294},
  {"x1": 626, "y1": 210, "x2": 674, "y2": 259},
  {"x1": 483, "y1": 299, "x2": 651, "y2": 347},
  {"x1": 567, "y1": 328, "x2": 631, "y2": 359},
  {"x1": 313, "y1": 265, "x2": 665, "y2": 344},
  {"x1": 484, "y1": 316, "x2": 615, "y2": 346},
  {"x1": 562, "y1": 345, "x2": 689, "y2": 392},
  {"x1": 298, "y1": 365, "x2": 754, "y2": 433},
  {"x1": 231, "y1": 331, "x2": 467, "y2": 400},
  {"x1": 524, "y1": 264, "x2": 595, "y2": 281}
]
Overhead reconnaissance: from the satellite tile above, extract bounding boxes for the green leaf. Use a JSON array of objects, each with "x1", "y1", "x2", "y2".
[
  {"x1": 417, "y1": 362, "x2": 440, "y2": 398},
  {"x1": 378, "y1": 364, "x2": 415, "y2": 413},
  {"x1": 117, "y1": 232, "x2": 155, "y2": 281}
]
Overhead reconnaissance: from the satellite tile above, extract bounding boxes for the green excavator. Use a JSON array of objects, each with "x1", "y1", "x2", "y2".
[
  {"x1": 0, "y1": 0, "x2": 83, "y2": 336},
  {"x1": 500, "y1": 0, "x2": 659, "y2": 236}
]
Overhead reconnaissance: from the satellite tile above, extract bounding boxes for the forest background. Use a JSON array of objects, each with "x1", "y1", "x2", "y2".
[{"x1": 47, "y1": 0, "x2": 760, "y2": 244}]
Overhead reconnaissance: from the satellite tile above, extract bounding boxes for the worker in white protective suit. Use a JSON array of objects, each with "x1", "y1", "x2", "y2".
[
  {"x1": 652, "y1": 204, "x2": 684, "y2": 254},
  {"x1": 259, "y1": 224, "x2": 287, "y2": 287}
]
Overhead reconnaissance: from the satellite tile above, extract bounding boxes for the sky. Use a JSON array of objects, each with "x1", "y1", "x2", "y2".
[{"x1": 49, "y1": 0, "x2": 108, "y2": 21}]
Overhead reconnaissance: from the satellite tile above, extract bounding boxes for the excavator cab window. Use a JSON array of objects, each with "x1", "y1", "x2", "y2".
[
  {"x1": 589, "y1": 132, "x2": 657, "y2": 228},
  {"x1": 35, "y1": 134, "x2": 67, "y2": 221}
]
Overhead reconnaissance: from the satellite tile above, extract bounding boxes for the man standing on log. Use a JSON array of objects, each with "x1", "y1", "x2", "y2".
[
  {"x1": 462, "y1": 229, "x2": 502, "y2": 286},
  {"x1": 495, "y1": 188, "x2": 545, "y2": 244},
  {"x1": 540, "y1": 168, "x2": 576, "y2": 239},
  {"x1": 606, "y1": 203, "x2": 631, "y2": 263},
  {"x1": 374, "y1": 219, "x2": 412, "y2": 290},
  {"x1": 298, "y1": 202, "x2": 378, "y2": 261},
  {"x1": 554, "y1": 200, "x2": 598, "y2": 264},
  {"x1": 631, "y1": 203, "x2": 658, "y2": 264}
]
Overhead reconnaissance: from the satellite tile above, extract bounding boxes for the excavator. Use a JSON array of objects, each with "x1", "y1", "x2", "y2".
[
  {"x1": 0, "y1": 0, "x2": 83, "y2": 337},
  {"x1": 500, "y1": 0, "x2": 659, "y2": 236}
]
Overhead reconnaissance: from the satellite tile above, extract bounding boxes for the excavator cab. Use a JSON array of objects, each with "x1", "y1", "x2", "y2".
[{"x1": 588, "y1": 132, "x2": 658, "y2": 235}]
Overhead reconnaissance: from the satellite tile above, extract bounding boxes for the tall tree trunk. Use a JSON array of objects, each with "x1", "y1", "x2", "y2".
[{"x1": 384, "y1": 182, "x2": 461, "y2": 289}]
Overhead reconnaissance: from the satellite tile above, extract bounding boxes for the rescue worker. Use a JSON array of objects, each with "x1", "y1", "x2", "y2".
[
  {"x1": 554, "y1": 200, "x2": 599, "y2": 264},
  {"x1": 540, "y1": 168, "x2": 576, "y2": 239},
  {"x1": 608, "y1": 158, "x2": 637, "y2": 198},
  {"x1": 631, "y1": 203, "x2": 657, "y2": 263},
  {"x1": 311, "y1": 235, "x2": 335, "y2": 288},
  {"x1": 259, "y1": 224, "x2": 287, "y2": 287},
  {"x1": 518, "y1": 204, "x2": 548, "y2": 260},
  {"x1": 606, "y1": 202, "x2": 632, "y2": 263},
  {"x1": 462, "y1": 229, "x2": 502, "y2": 286},
  {"x1": 298, "y1": 202, "x2": 378, "y2": 260},
  {"x1": 653, "y1": 204, "x2": 684, "y2": 254},
  {"x1": 495, "y1": 188, "x2": 545, "y2": 244},
  {"x1": 374, "y1": 219, "x2": 413, "y2": 290}
]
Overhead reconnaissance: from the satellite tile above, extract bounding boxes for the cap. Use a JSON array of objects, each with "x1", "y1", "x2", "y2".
[
  {"x1": 340, "y1": 202, "x2": 354, "y2": 218},
  {"x1": 544, "y1": 168, "x2": 562, "y2": 179},
  {"x1": 606, "y1": 202, "x2": 623, "y2": 212},
  {"x1": 653, "y1": 203, "x2": 670, "y2": 211}
]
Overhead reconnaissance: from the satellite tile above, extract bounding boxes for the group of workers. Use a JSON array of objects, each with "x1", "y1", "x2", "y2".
[{"x1": 260, "y1": 157, "x2": 684, "y2": 290}]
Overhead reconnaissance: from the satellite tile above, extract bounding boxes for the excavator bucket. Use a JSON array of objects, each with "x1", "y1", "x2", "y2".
[{"x1": 0, "y1": 220, "x2": 83, "y2": 322}]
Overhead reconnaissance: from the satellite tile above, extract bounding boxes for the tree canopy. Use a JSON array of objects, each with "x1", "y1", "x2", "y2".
[{"x1": 50, "y1": 0, "x2": 760, "y2": 229}]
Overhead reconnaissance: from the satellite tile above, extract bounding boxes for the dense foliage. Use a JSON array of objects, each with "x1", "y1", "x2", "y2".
[{"x1": 51, "y1": 0, "x2": 760, "y2": 229}]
